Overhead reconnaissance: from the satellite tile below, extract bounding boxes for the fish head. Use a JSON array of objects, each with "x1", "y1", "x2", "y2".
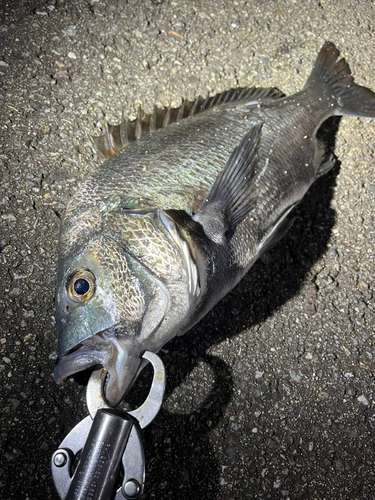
[{"x1": 54, "y1": 204, "x2": 199, "y2": 406}]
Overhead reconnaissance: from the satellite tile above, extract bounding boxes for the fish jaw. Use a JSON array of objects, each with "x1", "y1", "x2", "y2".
[{"x1": 54, "y1": 330, "x2": 145, "y2": 407}]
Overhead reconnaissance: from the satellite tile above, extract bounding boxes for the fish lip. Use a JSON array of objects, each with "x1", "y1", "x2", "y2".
[
  {"x1": 53, "y1": 342, "x2": 108, "y2": 384},
  {"x1": 54, "y1": 328, "x2": 144, "y2": 406},
  {"x1": 54, "y1": 326, "x2": 115, "y2": 384}
]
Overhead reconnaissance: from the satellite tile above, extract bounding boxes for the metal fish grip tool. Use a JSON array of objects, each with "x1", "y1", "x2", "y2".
[{"x1": 51, "y1": 351, "x2": 166, "y2": 500}]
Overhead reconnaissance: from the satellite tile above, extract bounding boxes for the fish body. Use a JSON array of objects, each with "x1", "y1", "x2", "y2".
[{"x1": 55, "y1": 42, "x2": 375, "y2": 405}]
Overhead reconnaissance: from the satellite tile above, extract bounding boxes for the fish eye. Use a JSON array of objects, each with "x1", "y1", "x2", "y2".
[
  {"x1": 67, "y1": 269, "x2": 95, "y2": 303},
  {"x1": 74, "y1": 278, "x2": 90, "y2": 295}
]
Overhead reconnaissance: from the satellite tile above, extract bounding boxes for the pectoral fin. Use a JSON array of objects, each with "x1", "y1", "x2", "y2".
[{"x1": 194, "y1": 124, "x2": 262, "y2": 241}]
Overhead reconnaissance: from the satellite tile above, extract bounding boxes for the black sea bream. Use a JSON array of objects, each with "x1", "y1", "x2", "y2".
[{"x1": 54, "y1": 42, "x2": 375, "y2": 405}]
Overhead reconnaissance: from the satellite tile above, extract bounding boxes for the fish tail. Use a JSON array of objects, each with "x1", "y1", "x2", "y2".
[{"x1": 305, "y1": 41, "x2": 375, "y2": 118}]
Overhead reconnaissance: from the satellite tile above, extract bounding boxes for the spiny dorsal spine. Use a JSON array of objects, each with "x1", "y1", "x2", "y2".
[{"x1": 92, "y1": 86, "x2": 284, "y2": 160}]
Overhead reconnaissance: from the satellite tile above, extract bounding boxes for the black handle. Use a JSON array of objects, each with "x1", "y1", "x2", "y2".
[{"x1": 66, "y1": 409, "x2": 134, "y2": 500}]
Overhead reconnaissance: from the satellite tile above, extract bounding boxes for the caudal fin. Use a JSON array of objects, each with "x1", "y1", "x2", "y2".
[{"x1": 305, "y1": 41, "x2": 375, "y2": 118}]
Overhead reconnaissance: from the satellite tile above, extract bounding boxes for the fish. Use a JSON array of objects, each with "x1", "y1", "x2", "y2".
[{"x1": 54, "y1": 42, "x2": 375, "y2": 406}]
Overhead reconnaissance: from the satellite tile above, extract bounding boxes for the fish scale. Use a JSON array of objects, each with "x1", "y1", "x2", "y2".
[
  {"x1": 72, "y1": 110, "x2": 249, "y2": 213},
  {"x1": 54, "y1": 42, "x2": 375, "y2": 406},
  {"x1": 105, "y1": 211, "x2": 186, "y2": 281}
]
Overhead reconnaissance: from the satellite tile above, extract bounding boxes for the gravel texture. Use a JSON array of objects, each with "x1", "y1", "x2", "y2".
[{"x1": 1, "y1": 1, "x2": 375, "y2": 499}]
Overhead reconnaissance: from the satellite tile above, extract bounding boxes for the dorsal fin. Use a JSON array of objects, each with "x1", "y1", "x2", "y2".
[{"x1": 92, "y1": 87, "x2": 284, "y2": 160}]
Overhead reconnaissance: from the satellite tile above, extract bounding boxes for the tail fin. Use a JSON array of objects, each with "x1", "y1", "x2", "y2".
[{"x1": 305, "y1": 41, "x2": 375, "y2": 118}]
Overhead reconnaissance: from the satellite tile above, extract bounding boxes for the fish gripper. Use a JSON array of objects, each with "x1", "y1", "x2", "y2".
[{"x1": 51, "y1": 351, "x2": 166, "y2": 500}]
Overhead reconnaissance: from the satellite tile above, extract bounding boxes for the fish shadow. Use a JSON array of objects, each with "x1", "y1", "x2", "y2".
[{"x1": 127, "y1": 117, "x2": 342, "y2": 499}]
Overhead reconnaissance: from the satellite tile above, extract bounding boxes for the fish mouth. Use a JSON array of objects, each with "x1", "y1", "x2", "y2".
[{"x1": 54, "y1": 329, "x2": 144, "y2": 407}]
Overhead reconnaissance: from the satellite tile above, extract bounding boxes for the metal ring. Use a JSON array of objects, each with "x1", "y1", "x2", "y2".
[{"x1": 86, "y1": 351, "x2": 165, "y2": 429}]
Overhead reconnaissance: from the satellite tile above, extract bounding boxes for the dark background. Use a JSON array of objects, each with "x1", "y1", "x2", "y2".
[{"x1": 1, "y1": 1, "x2": 374, "y2": 499}]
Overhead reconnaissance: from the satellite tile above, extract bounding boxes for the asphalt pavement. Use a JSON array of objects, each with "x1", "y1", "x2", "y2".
[{"x1": 1, "y1": 1, "x2": 374, "y2": 499}]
